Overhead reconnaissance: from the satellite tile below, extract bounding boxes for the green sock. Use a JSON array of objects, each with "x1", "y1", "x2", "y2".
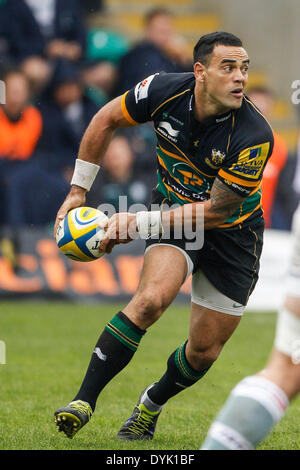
[
  {"x1": 74, "y1": 311, "x2": 146, "y2": 411},
  {"x1": 148, "y1": 341, "x2": 211, "y2": 406}
]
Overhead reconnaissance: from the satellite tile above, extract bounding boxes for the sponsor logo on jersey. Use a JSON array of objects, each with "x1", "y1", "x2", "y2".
[
  {"x1": 222, "y1": 178, "x2": 252, "y2": 195},
  {"x1": 134, "y1": 74, "x2": 158, "y2": 103},
  {"x1": 229, "y1": 142, "x2": 270, "y2": 179},
  {"x1": 157, "y1": 121, "x2": 180, "y2": 142},
  {"x1": 162, "y1": 112, "x2": 184, "y2": 126},
  {"x1": 168, "y1": 162, "x2": 211, "y2": 198},
  {"x1": 166, "y1": 179, "x2": 209, "y2": 201}
]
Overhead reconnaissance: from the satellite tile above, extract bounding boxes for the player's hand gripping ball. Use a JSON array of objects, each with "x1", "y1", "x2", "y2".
[{"x1": 56, "y1": 207, "x2": 108, "y2": 261}]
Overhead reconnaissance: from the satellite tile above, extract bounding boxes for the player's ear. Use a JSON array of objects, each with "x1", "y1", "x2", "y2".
[{"x1": 194, "y1": 62, "x2": 207, "y2": 82}]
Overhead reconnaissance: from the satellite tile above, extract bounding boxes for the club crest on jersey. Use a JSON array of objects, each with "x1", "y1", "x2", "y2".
[
  {"x1": 205, "y1": 149, "x2": 226, "y2": 169},
  {"x1": 157, "y1": 121, "x2": 180, "y2": 142}
]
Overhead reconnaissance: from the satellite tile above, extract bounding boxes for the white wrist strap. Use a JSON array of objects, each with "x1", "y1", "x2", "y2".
[
  {"x1": 136, "y1": 211, "x2": 164, "y2": 239},
  {"x1": 71, "y1": 159, "x2": 100, "y2": 191}
]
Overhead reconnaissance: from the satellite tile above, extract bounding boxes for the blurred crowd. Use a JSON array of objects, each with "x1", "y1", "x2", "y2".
[{"x1": 0, "y1": 0, "x2": 298, "y2": 269}]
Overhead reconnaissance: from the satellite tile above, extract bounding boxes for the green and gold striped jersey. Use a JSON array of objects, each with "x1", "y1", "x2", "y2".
[{"x1": 121, "y1": 72, "x2": 274, "y2": 228}]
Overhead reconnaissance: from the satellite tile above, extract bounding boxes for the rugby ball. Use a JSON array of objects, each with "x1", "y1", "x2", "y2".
[{"x1": 56, "y1": 207, "x2": 108, "y2": 262}]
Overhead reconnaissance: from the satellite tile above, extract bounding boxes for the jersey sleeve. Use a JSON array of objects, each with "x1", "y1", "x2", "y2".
[
  {"x1": 120, "y1": 72, "x2": 169, "y2": 125},
  {"x1": 217, "y1": 128, "x2": 274, "y2": 197}
]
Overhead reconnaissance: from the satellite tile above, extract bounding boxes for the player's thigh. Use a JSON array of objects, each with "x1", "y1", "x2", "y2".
[
  {"x1": 123, "y1": 244, "x2": 189, "y2": 328},
  {"x1": 186, "y1": 302, "x2": 241, "y2": 367}
]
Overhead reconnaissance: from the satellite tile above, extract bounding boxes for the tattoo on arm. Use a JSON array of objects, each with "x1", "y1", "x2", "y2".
[{"x1": 210, "y1": 178, "x2": 245, "y2": 220}]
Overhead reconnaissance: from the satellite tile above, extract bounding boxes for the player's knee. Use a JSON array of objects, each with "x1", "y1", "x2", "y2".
[
  {"x1": 188, "y1": 343, "x2": 222, "y2": 370},
  {"x1": 282, "y1": 365, "x2": 300, "y2": 397},
  {"x1": 263, "y1": 349, "x2": 300, "y2": 399},
  {"x1": 134, "y1": 289, "x2": 168, "y2": 322}
]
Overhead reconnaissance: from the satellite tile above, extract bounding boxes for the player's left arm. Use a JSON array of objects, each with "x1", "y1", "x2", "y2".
[
  {"x1": 209, "y1": 177, "x2": 245, "y2": 221},
  {"x1": 194, "y1": 178, "x2": 245, "y2": 229},
  {"x1": 160, "y1": 178, "x2": 246, "y2": 232},
  {"x1": 99, "y1": 179, "x2": 245, "y2": 254}
]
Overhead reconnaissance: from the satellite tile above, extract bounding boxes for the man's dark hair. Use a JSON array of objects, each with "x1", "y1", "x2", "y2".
[{"x1": 193, "y1": 31, "x2": 243, "y2": 66}]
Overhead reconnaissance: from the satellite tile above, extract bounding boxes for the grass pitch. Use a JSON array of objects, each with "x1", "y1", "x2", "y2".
[{"x1": 0, "y1": 301, "x2": 299, "y2": 450}]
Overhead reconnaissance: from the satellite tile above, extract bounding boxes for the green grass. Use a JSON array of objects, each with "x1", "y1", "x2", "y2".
[{"x1": 0, "y1": 301, "x2": 299, "y2": 450}]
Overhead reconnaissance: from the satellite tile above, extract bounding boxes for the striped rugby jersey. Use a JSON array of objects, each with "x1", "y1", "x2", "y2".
[{"x1": 121, "y1": 72, "x2": 274, "y2": 228}]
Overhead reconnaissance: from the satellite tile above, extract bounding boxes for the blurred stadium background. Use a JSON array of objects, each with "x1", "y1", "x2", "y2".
[
  {"x1": 0, "y1": 0, "x2": 299, "y2": 306},
  {"x1": 1, "y1": 0, "x2": 300, "y2": 450}
]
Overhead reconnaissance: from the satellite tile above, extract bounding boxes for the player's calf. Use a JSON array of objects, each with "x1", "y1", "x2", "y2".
[{"x1": 201, "y1": 375, "x2": 289, "y2": 450}]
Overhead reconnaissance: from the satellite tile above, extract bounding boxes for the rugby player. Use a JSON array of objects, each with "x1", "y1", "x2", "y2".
[
  {"x1": 53, "y1": 32, "x2": 274, "y2": 440},
  {"x1": 201, "y1": 204, "x2": 300, "y2": 450}
]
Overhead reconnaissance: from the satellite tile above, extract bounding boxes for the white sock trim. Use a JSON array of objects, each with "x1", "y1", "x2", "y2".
[
  {"x1": 207, "y1": 422, "x2": 253, "y2": 450},
  {"x1": 232, "y1": 376, "x2": 289, "y2": 422},
  {"x1": 140, "y1": 384, "x2": 163, "y2": 412}
]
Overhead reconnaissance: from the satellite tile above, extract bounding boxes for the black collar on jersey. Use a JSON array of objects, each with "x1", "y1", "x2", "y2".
[{"x1": 189, "y1": 92, "x2": 233, "y2": 127}]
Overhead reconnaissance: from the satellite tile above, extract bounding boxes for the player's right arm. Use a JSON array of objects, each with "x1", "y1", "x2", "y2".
[{"x1": 54, "y1": 95, "x2": 135, "y2": 235}]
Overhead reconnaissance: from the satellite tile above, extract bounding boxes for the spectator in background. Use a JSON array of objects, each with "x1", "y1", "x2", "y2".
[
  {"x1": 38, "y1": 59, "x2": 98, "y2": 173},
  {"x1": 6, "y1": 59, "x2": 98, "y2": 232},
  {"x1": 110, "y1": 8, "x2": 192, "y2": 183},
  {"x1": 82, "y1": 28, "x2": 129, "y2": 107},
  {"x1": 87, "y1": 134, "x2": 153, "y2": 212},
  {"x1": 0, "y1": 68, "x2": 42, "y2": 266},
  {"x1": 114, "y1": 7, "x2": 193, "y2": 96},
  {"x1": 1, "y1": 0, "x2": 86, "y2": 95},
  {"x1": 247, "y1": 87, "x2": 288, "y2": 228},
  {"x1": 78, "y1": 0, "x2": 104, "y2": 18}
]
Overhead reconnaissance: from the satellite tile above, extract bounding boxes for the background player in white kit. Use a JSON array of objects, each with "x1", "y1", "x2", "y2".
[{"x1": 201, "y1": 201, "x2": 300, "y2": 450}]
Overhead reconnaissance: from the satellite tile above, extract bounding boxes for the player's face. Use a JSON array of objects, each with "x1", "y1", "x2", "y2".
[{"x1": 196, "y1": 45, "x2": 249, "y2": 112}]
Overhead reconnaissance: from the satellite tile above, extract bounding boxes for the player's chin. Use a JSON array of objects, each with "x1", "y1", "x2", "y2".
[{"x1": 227, "y1": 93, "x2": 244, "y2": 109}]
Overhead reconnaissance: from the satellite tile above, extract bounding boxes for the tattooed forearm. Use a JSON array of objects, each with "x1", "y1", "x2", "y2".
[
  {"x1": 161, "y1": 178, "x2": 246, "y2": 232},
  {"x1": 209, "y1": 178, "x2": 244, "y2": 220}
]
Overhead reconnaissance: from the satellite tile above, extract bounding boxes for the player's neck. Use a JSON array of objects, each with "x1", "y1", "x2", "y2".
[{"x1": 193, "y1": 87, "x2": 231, "y2": 123}]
